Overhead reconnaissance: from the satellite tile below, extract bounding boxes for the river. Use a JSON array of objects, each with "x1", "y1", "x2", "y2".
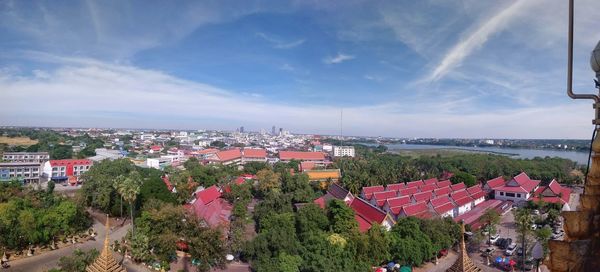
[{"x1": 384, "y1": 144, "x2": 590, "y2": 165}]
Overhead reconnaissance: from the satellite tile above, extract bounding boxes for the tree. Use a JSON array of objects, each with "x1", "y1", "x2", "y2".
[
  {"x1": 296, "y1": 204, "x2": 329, "y2": 238},
  {"x1": 327, "y1": 199, "x2": 358, "y2": 236},
  {"x1": 514, "y1": 208, "x2": 534, "y2": 271},
  {"x1": 55, "y1": 248, "x2": 99, "y2": 272},
  {"x1": 535, "y1": 226, "x2": 552, "y2": 258},
  {"x1": 116, "y1": 171, "x2": 142, "y2": 236},
  {"x1": 480, "y1": 209, "x2": 500, "y2": 245},
  {"x1": 450, "y1": 171, "x2": 477, "y2": 187},
  {"x1": 256, "y1": 169, "x2": 281, "y2": 196},
  {"x1": 278, "y1": 253, "x2": 302, "y2": 272},
  {"x1": 389, "y1": 217, "x2": 435, "y2": 266}
]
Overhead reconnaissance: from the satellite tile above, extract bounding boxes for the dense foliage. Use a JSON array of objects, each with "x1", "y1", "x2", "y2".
[
  {"x1": 0, "y1": 128, "x2": 106, "y2": 159},
  {"x1": 49, "y1": 248, "x2": 100, "y2": 272},
  {"x1": 0, "y1": 180, "x2": 91, "y2": 250},
  {"x1": 335, "y1": 146, "x2": 582, "y2": 193}
]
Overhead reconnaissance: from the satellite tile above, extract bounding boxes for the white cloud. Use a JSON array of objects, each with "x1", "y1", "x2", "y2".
[
  {"x1": 323, "y1": 53, "x2": 355, "y2": 64},
  {"x1": 424, "y1": 0, "x2": 531, "y2": 82},
  {"x1": 0, "y1": 55, "x2": 593, "y2": 138},
  {"x1": 256, "y1": 32, "x2": 305, "y2": 49}
]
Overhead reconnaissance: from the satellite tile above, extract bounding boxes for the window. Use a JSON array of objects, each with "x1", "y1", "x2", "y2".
[
  {"x1": 52, "y1": 167, "x2": 58, "y2": 171},
  {"x1": 500, "y1": 192, "x2": 504, "y2": 196},
  {"x1": 517, "y1": 193, "x2": 521, "y2": 198},
  {"x1": 506, "y1": 192, "x2": 515, "y2": 197}
]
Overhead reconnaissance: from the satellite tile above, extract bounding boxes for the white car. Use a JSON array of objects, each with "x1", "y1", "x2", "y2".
[
  {"x1": 489, "y1": 234, "x2": 500, "y2": 244},
  {"x1": 505, "y1": 243, "x2": 517, "y2": 256}
]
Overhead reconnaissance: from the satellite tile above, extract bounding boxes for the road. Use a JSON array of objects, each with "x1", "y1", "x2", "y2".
[{"x1": 6, "y1": 219, "x2": 148, "y2": 272}]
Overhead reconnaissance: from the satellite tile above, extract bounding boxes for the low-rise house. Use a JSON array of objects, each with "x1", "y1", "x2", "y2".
[
  {"x1": 361, "y1": 185, "x2": 385, "y2": 200},
  {"x1": 398, "y1": 202, "x2": 433, "y2": 219},
  {"x1": 382, "y1": 196, "x2": 411, "y2": 214},
  {"x1": 412, "y1": 190, "x2": 433, "y2": 203},
  {"x1": 350, "y1": 197, "x2": 395, "y2": 232},
  {"x1": 483, "y1": 176, "x2": 506, "y2": 193},
  {"x1": 305, "y1": 169, "x2": 341, "y2": 182},
  {"x1": 452, "y1": 195, "x2": 473, "y2": 217},
  {"x1": 467, "y1": 185, "x2": 486, "y2": 206},
  {"x1": 241, "y1": 148, "x2": 267, "y2": 163},
  {"x1": 432, "y1": 202, "x2": 455, "y2": 218},
  {"x1": 529, "y1": 179, "x2": 571, "y2": 206},
  {"x1": 433, "y1": 186, "x2": 452, "y2": 197},
  {"x1": 209, "y1": 148, "x2": 242, "y2": 165},
  {"x1": 493, "y1": 172, "x2": 540, "y2": 204},
  {"x1": 370, "y1": 190, "x2": 398, "y2": 207},
  {"x1": 190, "y1": 186, "x2": 232, "y2": 228},
  {"x1": 43, "y1": 159, "x2": 93, "y2": 184},
  {"x1": 398, "y1": 186, "x2": 418, "y2": 197}
]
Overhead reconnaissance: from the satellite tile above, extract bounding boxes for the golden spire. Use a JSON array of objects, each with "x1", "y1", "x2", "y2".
[
  {"x1": 446, "y1": 221, "x2": 482, "y2": 272},
  {"x1": 86, "y1": 215, "x2": 127, "y2": 272}
]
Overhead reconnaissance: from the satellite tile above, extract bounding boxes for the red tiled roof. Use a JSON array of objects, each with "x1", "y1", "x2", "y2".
[
  {"x1": 196, "y1": 186, "x2": 221, "y2": 204},
  {"x1": 49, "y1": 159, "x2": 93, "y2": 166},
  {"x1": 433, "y1": 202, "x2": 455, "y2": 215},
  {"x1": 437, "y1": 180, "x2": 452, "y2": 188},
  {"x1": 401, "y1": 202, "x2": 429, "y2": 217},
  {"x1": 496, "y1": 172, "x2": 540, "y2": 193},
  {"x1": 350, "y1": 197, "x2": 387, "y2": 224},
  {"x1": 314, "y1": 195, "x2": 327, "y2": 209},
  {"x1": 386, "y1": 183, "x2": 405, "y2": 191},
  {"x1": 547, "y1": 179, "x2": 562, "y2": 195},
  {"x1": 454, "y1": 199, "x2": 506, "y2": 228},
  {"x1": 419, "y1": 184, "x2": 437, "y2": 192},
  {"x1": 362, "y1": 185, "x2": 385, "y2": 200},
  {"x1": 453, "y1": 196, "x2": 473, "y2": 207},
  {"x1": 430, "y1": 195, "x2": 452, "y2": 207},
  {"x1": 433, "y1": 186, "x2": 452, "y2": 197},
  {"x1": 451, "y1": 189, "x2": 469, "y2": 199},
  {"x1": 406, "y1": 180, "x2": 424, "y2": 188},
  {"x1": 216, "y1": 148, "x2": 242, "y2": 162},
  {"x1": 162, "y1": 176, "x2": 174, "y2": 191},
  {"x1": 243, "y1": 148, "x2": 266, "y2": 158},
  {"x1": 150, "y1": 145, "x2": 162, "y2": 151},
  {"x1": 385, "y1": 196, "x2": 411, "y2": 208},
  {"x1": 279, "y1": 151, "x2": 325, "y2": 161},
  {"x1": 466, "y1": 185, "x2": 483, "y2": 195},
  {"x1": 398, "y1": 186, "x2": 418, "y2": 197},
  {"x1": 355, "y1": 214, "x2": 373, "y2": 233},
  {"x1": 513, "y1": 172, "x2": 531, "y2": 186},
  {"x1": 389, "y1": 205, "x2": 407, "y2": 216},
  {"x1": 412, "y1": 190, "x2": 433, "y2": 202},
  {"x1": 470, "y1": 191, "x2": 486, "y2": 200},
  {"x1": 372, "y1": 190, "x2": 398, "y2": 206},
  {"x1": 423, "y1": 178, "x2": 438, "y2": 185},
  {"x1": 197, "y1": 148, "x2": 219, "y2": 155},
  {"x1": 450, "y1": 182, "x2": 466, "y2": 191},
  {"x1": 193, "y1": 198, "x2": 232, "y2": 228},
  {"x1": 529, "y1": 182, "x2": 571, "y2": 205},
  {"x1": 485, "y1": 176, "x2": 505, "y2": 189}
]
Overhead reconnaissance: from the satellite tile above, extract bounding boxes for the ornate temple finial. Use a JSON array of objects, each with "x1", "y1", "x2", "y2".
[
  {"x1": 446, "y1": 220, "x2": 481, "y2": 272},
  {"x1": 86, "y1": 214, "x2": 127, "y2": 272}
]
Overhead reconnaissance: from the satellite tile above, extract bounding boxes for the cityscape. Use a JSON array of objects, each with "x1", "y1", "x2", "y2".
[{"x1": 1, "y1": 1, "x2": 600, "y2": 272}]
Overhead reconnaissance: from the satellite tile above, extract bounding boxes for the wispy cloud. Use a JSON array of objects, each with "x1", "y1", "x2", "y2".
[
  {"x1": 424, "y1": 0, "x2": 530, "y2": 82},
  {"x1": 256, "y1": 32, "x2": 305, "y2": 49},
  {"x1": 323, "y1": 53, "x2": 355, "y2": 64}
]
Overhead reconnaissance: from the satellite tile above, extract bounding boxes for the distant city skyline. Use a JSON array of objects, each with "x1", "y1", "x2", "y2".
[{"x1": 1, "y1": 0, "x2": 600, "y2": 139}]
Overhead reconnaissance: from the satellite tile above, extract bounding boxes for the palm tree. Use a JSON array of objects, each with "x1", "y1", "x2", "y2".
[
  {"x1": 116, "y1": 171, "x2": 141, "y2": 236},
  {"x1": 113, "y1": 176, "x2": 126, "y2": 218},
  {"x1": 514, "y1": 208, "x2": 534, "y2": 272},
  {"x1": 480, "y1": 208, "x2": 500, "y2": 245}
]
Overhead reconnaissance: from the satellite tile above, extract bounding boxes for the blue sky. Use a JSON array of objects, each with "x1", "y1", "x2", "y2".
[{"x1": 1, "y1": 0, "x2": 599, "y2": 138}]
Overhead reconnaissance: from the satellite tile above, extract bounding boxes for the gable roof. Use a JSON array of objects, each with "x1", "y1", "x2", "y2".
[
  {"x1": 215, "y1": 148, "x2": 242, "y2": 162},
  {"x1": 485, "y1": 176, "x2": 506, "y2": 189},
  {"x1": 433, "y1": 202, "x2": 455, "y2": 215},
  {"x1": 401, "y1": 202, "x2": 430, "y2": 217},
  {"x1": 49, "y1": 159, "x2": 93, "y2": 166},
  {"x1": 412, "y1": 190, "x2": 433, "y2": 202},
  {"x1": 547, "y1": 179, "x2": 562, "y2": 195},
  {"x1": 279, "y1": 151, "x2": 325, "y2": 161},
  {"x1": 419, "y1": 183, "x2": 437, "y2": 192},
  {"x1": 434, "y1": 186, "x2": 452, "y2": 197},
  {"x1": 451, "y1": 189, "x2": 469, "y2": 200},
  {"x1": 385, "y1": 196, "x2": 411, "y2": 208},
  {"x1": 386, "y1": 183, "x2": 405, "y2": 191},
  {"x1": 497, "y1": 172, "x2": 540, "y2": 193},
  {"x1": 406, "y1": 180, "x2": 424, "y2": 188},
  {"x1": 453, "y1": 196, "x2": 473, "y2": 207},
  {"x1": 362, "y1": 185, "x2": 385, "y2": 200},
  {"x1": 192, "y1": 198, "x2": 232, "y2": 228},
  {"x1": 350, "y1": 197, "x2": 388, "y2": 225},
  {"x1": 430, "y1": 195, "x2": 452, "y2": 207},
  {"x1": 196, "y1": 185, "x2": 221, "y2": 204},
  {"x1": 300, "y1": 161, "x2": 316, "y2": 171},
  {"x1": 328, "y1": 183, "x2": 352, "y2": 200},
  {"x1": 437, "y1": 180, "x2": 452, "y2": 188},
  {"x1": 243, "y1": 148, "x2": 267, "y2": 158},
  {"x1": 398, "y1": 186, "x2": 419, "y2": 197},
  {"x1": 450, "y1": 182, "x2": 466, "y2": 191},
  {"x1": 466, "y1": 185, "x2": 483, "y2": 195},
  {"x1": 372, "y1": 190, "x2": 398, "y2": 206},
  {"x1": 470, "y1": 190, "x2": 486, "y2": 200}
]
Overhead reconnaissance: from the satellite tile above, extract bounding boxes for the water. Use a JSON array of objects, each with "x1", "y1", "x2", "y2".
[{"x1": 384, "y1": 144, "x2": 590, "y2": 165}]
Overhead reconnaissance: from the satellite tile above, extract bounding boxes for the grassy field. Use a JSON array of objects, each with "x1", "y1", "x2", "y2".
[{"x1": 0, "y1": 136, "x2": 38, "y2": 146}]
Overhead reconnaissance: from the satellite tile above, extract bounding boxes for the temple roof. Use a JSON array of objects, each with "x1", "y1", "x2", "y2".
[
  {"x1": 86, "y1": 215, "x2": 127, "y2": 272},
  {"x1": 446, "y1": 222, "x2": 481, "y2": 272}
]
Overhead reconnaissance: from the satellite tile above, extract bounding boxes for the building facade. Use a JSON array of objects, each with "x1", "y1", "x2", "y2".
[
  {"x1": 333, "y1": 146, "x2": 355, "y2": 157},
  {"x1": 0, "y1": 162, "x2": 42, "y2": 183},
  {"x1": 2, "y1": 152, "x2": 50, "y2": 163},
  {"x1": 43, "y1": 159, "x2": 93, "y2": 183}
]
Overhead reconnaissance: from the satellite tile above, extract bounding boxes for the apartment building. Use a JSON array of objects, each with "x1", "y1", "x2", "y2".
[
  {"x1": 2, "y1": 152, "x2": 50, "y2": 163},
  {"x1": 43, "y1": 159, "x2": 93, "y2": 183},
  {"x1": 0, "y1": 162, "x2": 42, "y2": 183},
  {"x1": 333, "y1": 146, "x2": 355, "y2": 157}
]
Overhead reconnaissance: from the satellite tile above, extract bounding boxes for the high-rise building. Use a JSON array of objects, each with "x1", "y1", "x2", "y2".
[
  {"x1": 271, "y1": 126, "x2": 276, "y2": 135},
  {"x1": 240, "y1": 126, "x2": 244, "y2": 133}
]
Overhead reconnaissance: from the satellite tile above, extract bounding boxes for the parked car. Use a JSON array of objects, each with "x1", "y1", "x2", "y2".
[
  {"x1": 516, "y1": 247, "x2": 524, "y2": 256},
  {"x1": 505, "y1": 243, "x2": 517, "y2": 256},
  {"x1": 481, "y1": 247, "x2": 495, "y2": 257},
  {"x1": 495, "y1": 238, "x2": 506, "y2": 246},
  {"x1": 498, "y1": 238, "x2": 511, "y2": 249},
  {"x1": 489, "y1": 234, "x2": 500, "y2": 244}
]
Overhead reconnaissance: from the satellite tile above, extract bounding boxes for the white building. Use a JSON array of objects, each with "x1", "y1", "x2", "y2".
[
  {"x1": 146, "y1": 158, "x2": 171, "y2": 169},
  {"x1": 88, "y1": 148, "x2": 124, "y2": 162},
  {"x1": 493, "y1": 172, "x2": 540, "y2": 205},
  {"x1": 333, "y1": 146, "x2": 355, "y2": 157},
  {"x1": 2, "y1": 152, "x2": 50, "y2": 163},
  {"x1": 322, "y1": 144, "x2": 333, "y2": 152}
]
